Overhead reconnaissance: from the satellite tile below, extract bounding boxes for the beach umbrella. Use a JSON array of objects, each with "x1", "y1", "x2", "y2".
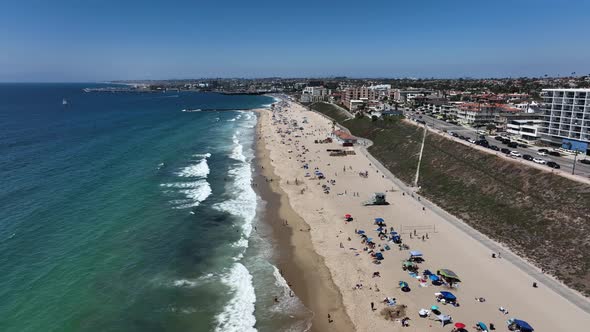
[
  {"x1": 345, "y1": 214, "x2": 352, "y2": 219},
  {"x1": 429, "y1": 274, "x2": 440, "y2": 282},
  {"x1": 375, "y1": 217, "x2": 384, "y2": 223},
  {"x1": 430, "y1": 305, "x2": 439, "y2": 311},
  {"x1": 437, "y1": 269, "x2": 461, "y2": 282},
  {"x1": 513, "y1": 319, "x2": 534, "y2": 332},
  {"x1": 398, "y1": 281, "x2": 408, "y2": 288},
  {"x1": 454, "y1": 322, "x2": 466, "y2": 329},
  {"x1": 477, "y1": 322, "x2": 488, "y2": 331},
  {"x1": 440, "y1": 291, "x2": 456, "y2": 301},
  {"x1": 357, "y1": 230, "x2": 365, "y2": 234}
]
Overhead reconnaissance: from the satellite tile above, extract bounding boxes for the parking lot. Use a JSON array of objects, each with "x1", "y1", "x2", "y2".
[{"x1": 405, "y1": 109, "x2": 590, "y2": 179}]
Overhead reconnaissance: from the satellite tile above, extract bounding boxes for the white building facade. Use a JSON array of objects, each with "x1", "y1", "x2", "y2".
[{"x1": 539, "y1": 88, "x2": 590, "y2": 150}]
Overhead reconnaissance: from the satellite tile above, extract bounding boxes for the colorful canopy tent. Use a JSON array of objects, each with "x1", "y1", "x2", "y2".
[
  {"x1": 410, "y1": 250, "x2": 423, "y2": 257},
  {"x1": 435, "y1": 314, "x2": 452, "y2": 326},
  {"x1": 509, "y1": 319, "x2": 534, "y2": 332}
]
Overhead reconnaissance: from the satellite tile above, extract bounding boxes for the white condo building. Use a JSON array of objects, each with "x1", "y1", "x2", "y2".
[{"x1": 539, "y1": 88, "x2": 590, "y2": 152}]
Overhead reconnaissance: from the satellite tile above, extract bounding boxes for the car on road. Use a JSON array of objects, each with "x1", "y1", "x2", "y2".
[
  {"x1": 489, "y1": 145, "x2": 500, "y2": 151},
  {"x1": 501, "y1": 138, "x2": 511, "y2": 144},
  {"x1": 548, "y1": 151, "x2": 561, "y2": 157},
  {"x1": 523, "y1": 154, "x2": 533, "y2": 161},
  {"x1": 533, "y1": 157, "x2": 546, "y2": 164},
  {"x1": 494, "y1": 136, "x2": 503, "y2": 141},
  {"x1": 501, "y1": 148, "x2": 511, "y2": 154},
  {"x1": 507, "y1": 142, "x2": 518, "y2": 148},
  {"x1": 538, "y1": 148, "x2": 549, "y2": 153},
  {"x1": 580, "y1": 159, "x2": 590, "y2": 165},
  {"x1": 510, "y1": 151, "x2": 522, "y2": 157},
  {"x1": 547, "y1": 161, "x2": 560, "y2": 169},
  {"x1": 537, "y1": 151, "x2": 547, "y2": 156}
]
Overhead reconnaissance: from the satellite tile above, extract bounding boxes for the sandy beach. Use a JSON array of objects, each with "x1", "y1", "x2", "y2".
[{"x1": 256, "y1": 99, "x2": 590, "y2": 331}]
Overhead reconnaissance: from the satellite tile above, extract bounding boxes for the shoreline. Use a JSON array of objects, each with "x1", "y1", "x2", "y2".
[
  {"x1": 253, "y1": 108, "x2": 355, "y2": 332},
  {"x1": 255, "y1": 100, "x2": 590, "y2": 331}
]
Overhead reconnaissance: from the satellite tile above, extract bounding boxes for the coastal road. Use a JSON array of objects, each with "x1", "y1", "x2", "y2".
[{"x1": 405, "y1": 109, "x2": 590, "y2": 179}]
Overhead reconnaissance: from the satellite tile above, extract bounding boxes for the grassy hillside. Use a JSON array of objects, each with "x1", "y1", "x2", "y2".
[
  {"x1": 337, "y1": 116, "x2": 590, "y2": 296},
  {"x1": 309, "y1": 102, "x2": 351, "y2": 124}
]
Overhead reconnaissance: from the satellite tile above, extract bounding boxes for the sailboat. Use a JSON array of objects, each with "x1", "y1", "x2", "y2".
[{"x1": 62, "y1": 98, "x2": 68, "y2": 105}]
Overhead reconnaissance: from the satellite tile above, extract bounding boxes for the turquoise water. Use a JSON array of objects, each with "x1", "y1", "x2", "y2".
[{"x1": 0, "y1": 84, "x2": 310, "y2": 332}]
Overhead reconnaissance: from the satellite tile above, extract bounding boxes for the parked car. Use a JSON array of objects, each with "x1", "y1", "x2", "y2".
[
  {"x1": 501, "y1": 148, "x2": 511, "y2": 154},
  {"x1": 501, "y1": 138, "x2": 511, "y2": 144},
  {"x1": 494, "y1": 136, "x2": 503, "y2": 141},
  {"x1": 510, "y1": 151, "x2": 522, "y2": 157},
  {"x1": 538, "y1": 148, "x2": 549, "y2": 153},
  {"x1": 468, "y1": 138, "x2": 476, "y2": 144},
  {"x1": 518, "y1": 143, "x2": 528, "y2": 148},
  {"x1": 489, "y1": 145, "x2": 500, "y2": 151},
  {"x1": 476, "y1": 140, "x2": 489, "y2": 147},
  {"x1": 533, "y1": 158, "x2": 546, "y2": 164},
  {"x1": 458, "y1": 135, "x2": 466, "y2": 140},
  {"x1": 451, "y1": 132, "x2": 459, "y2": 137},
  {"x1": 548, "y1": 151, "x2": 561, "y2": 157},
  {"x1": 537, "y1": 151, "x2": 547, "y2": 156},
  {"x1": 580, "y1": 159, "x2": 590, "y2": 165},
  {"x1": 417, "y1": 119, "x2": 426, "y2": 124},
  {"x1": 523, "y1": 154, "x2": 533, "y2": 161},
  {"x1": 547, "y1": 161, "x2": 560, "y2": 169},
  {"x1": 507, "y1": 142, "x2": 518, "y2": 148}
]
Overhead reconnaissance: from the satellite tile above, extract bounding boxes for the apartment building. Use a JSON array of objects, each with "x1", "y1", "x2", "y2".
[
  {"x1": 300, "y1": 86, "x2": 329, "y2": 103},
  {"x1": 539, "y1": 88, "x2": 590, "y2": 152}
]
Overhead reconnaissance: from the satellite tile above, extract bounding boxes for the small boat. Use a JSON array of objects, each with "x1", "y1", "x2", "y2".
[{"x1": 62, "y1": 98, "x2": 68, "y2": 105}]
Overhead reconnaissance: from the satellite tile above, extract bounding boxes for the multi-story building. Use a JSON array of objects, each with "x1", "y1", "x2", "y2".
[
  {"x1": 456, "y1": 103, "x2": 520, "y2": 126},
  {"x1": 539, "y1": 88, "x2": 590, "y2": 152},
  {"x1": 506, "y1": 119, "x2": 544, "y2": 142},
  {"x1": 340, "y1": 86, "x2": 377, "y2": 109},
  {"x1": 300, "y1": 86, "x2": 329, "y2": 103}
]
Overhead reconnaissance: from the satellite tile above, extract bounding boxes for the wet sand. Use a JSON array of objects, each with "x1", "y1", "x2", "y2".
[{"x1": 254, "y1": 111, "x2": 355, "y2": 332}]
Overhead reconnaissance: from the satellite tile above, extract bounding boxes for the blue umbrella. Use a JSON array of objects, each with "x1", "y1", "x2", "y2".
[
  {"x1": 477, "y1": 322, "x2": 488, "y2": 331},
  {"x1": 429, "y1": 274, "x2": 440, "y2": 282},
  {"x1": 513, "y1": 319, "x2": 534, "y2": 332},
  {"x1": 375, "y1": 217, "x2": 384, "y2": 223},
  {"x1": 440, "y1": 291, "x2": 456, "y2": 301},
  {"x1": 357, "y1": 230, "x2": 365, "y2": 234}
]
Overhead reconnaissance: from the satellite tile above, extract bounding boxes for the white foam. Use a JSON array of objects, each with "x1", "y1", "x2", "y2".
[
  {"x1": 177, "y1": 156, "x2": 210, "y2": 178},
  {"x1": 272, "y1": 265, "x2": 291, "y2": 297},
  {"x1": 230, "y1": 133, "x2": 246, "y2": 162},
  {"x1": 181, "y1": 108, "x2": 202, "y2": 112},
  {"x1": 164, "y1": 180, "x2": 212, "y2": 209},
  {"x1": 215, "y1": 263, "x2": 257, "y2": 332},
  {"x1": 173, "y1": 279, "x2": 199, "y2": 287}
]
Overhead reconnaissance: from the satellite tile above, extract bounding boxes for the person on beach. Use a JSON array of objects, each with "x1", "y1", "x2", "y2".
[
  {"x1": 371, "y1": 302, "x2": 375, "y2": 311},
  {"x1": 328, "y1": 314, "x2": 333, "y2": 323}
]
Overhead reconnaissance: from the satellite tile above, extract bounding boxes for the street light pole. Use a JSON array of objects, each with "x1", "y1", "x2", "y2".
[{"x1": 572, "y1": 150, "x2": 579, "y2": 175}]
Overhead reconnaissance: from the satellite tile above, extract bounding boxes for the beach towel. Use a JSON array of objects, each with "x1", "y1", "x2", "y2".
[{"x1": 409, "y1": 272, "x2": 418, "y2": 278}]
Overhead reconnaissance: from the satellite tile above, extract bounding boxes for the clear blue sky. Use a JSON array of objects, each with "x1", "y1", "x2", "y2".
[{"x1": 1, "y1": 0, "x2": 589, "y2": 81}]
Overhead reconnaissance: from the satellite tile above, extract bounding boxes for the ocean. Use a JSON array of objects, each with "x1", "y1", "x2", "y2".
[{"x1": 0, "y1": 84, "x2": 311, "y2": 332}]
